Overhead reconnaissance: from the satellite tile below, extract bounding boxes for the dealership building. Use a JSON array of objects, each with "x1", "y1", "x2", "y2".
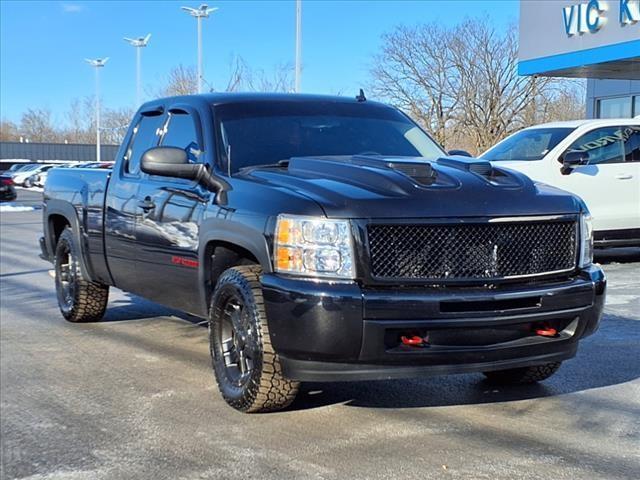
[{"x1": 519, "y1": 0, "x2": 639, "y2": 118}]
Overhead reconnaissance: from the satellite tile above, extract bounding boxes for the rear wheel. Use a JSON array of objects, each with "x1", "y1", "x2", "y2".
[
  {"x1": 54, "y1": 227, "x2": 109, "y2": 322},
  {"x1": 483, "y1": 362, "x2": 562, "y2": 385},
  {"x1": 209, "y1": 265, "x2": 299, "y2": 413}
]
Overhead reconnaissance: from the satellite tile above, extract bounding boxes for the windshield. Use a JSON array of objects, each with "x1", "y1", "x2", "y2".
[
  {"x1": 482, "y1": 128, "x2": 575, "y2": 162},
  {"x1": 214, "y1": 101, "x2": 445, "y2": 172}
]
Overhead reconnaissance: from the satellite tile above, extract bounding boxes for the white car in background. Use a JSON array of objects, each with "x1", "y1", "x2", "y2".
[
  {"x1": 481, "y1": 119, "x2": 640, "y2": 248},
  {"x1": 11, "y1": 164, "x2": 56, "y2": 187}
]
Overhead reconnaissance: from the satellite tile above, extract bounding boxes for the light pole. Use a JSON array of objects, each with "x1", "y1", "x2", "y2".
[
  {"x1": 123, "y1": 34, "x2": 151, "y2": 107},
  {"x1": 85, "y1": 58, "x2": 109, "y2": 163},
  {"x1": 295, "y1": 0, "x2": 302, "y2": 93},
  {"x1": 181, "y1": 4, "x2": 218, "y2": 94}
]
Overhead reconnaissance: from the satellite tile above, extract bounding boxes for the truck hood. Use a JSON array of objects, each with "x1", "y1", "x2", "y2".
[
  {"x1": 237, "y1": 155, "x2": 582, "y2": 219},
  {"x1": 487, "y1": 160, "x2": 541, "y2": 172}
]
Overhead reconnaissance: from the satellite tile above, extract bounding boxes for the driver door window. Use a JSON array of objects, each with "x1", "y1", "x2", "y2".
[
  {"x1": 558, "y1": 125, "x2": 640, "y2": 232},
  {"x1": 160, "y1": 111, "x2": 202, "y2": 164},
  {"x1": 564, "y1": 127, "x2": 631, "y2": 165},
  {"x1": 123, "y1": 113, "x2": 165, "y2": 175}
]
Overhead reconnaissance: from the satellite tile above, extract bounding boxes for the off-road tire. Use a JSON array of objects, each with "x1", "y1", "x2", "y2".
[
  {"x1": 483, "y1": 362, "x2": 562, "y2": 385},
  {"x1": 54, "y1": 227, "x2": 109, "y2": 322},
  {"x1": 209, "y1": 265, "x2": 299, "y2": 413}
]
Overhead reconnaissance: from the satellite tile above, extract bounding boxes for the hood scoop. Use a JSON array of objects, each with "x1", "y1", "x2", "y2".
[
  {"x1": 386, "y1": 161, "x2": 435, "y2": 186},
  {"x1": 351, "y1": 155, "x2": 436, "y2": 186},
  {"x1": 437, "y1": 156, "x2": 492, "y2": 173},
  {"x1": 437, "y1": 156, "x2": 522, "y2": 187},
  {"x1": 283, "y1": 155, "x2": 448, "y2": 190}
]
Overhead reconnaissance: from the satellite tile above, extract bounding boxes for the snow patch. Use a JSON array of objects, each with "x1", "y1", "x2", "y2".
[{"x1": 0, "y1": 204, "x2": 39, "y2": 212}]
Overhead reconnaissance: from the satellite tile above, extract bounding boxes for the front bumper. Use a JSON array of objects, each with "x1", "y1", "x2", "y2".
[
  {"x1": 0, "y1": 186, "x2": 17, "y2": 201},
  {"x1": 261, "y1": 266, "x2": 606, "y2": 382}
]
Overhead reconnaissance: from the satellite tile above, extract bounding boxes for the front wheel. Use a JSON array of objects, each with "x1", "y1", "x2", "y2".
[
  {"x1": 209, "y1": 265, "x2": 299, "y2": 413},
  {"x1": 54, "y1": 227, "x2": 109, "y2": 322},
  {"x1": 483, "y1": 362, "x2": 562, "y2": 385}
]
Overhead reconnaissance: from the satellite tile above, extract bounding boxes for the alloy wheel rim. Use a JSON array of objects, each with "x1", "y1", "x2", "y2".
[
  {"x1": 219, "y1": 294, "x2": 257, "y2": 387},
  {"x1": 56, "y1": 244, "x2": 76, "y2": 309}
]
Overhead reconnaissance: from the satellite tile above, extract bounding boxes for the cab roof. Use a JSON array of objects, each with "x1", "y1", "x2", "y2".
[
  {"x1": 522, "y1": 117, "x2": 639, "y2": 129},
  {"x1": 141, "y1": 92, "x2": 390, "y2": 110}
]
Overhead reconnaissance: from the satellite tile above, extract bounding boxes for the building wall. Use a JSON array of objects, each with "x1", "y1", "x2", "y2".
[
  {"x1": 0, "y1": 142, "x2": 119, "y2": 162},
  {"x1": 518, "y1": 0, "x2": 640, "y2": 79},
  {"x1": 586, "y1": 79, "x2": 640, "y2": 118},
  {"x1": 520, "y1": 0, "x2": 639, "y2": 62}
]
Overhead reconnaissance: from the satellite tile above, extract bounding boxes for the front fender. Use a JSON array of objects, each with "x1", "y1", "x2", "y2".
[{"x1": 197, "y1": 214, "x2": 272, "y2": 316}]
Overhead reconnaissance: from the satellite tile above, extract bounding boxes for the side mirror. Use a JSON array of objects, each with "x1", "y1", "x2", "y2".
[
  {"x1": 447, "y1": 149, "x2": 473, "y2": 157},
  {"x1": 561, "y1": 150, "x2": 589, "y2": 175},
  {"x1": 140, "y1": 146, "x2": 228, "y2": 198}
]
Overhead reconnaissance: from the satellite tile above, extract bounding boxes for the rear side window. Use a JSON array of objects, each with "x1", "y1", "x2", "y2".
[
  {"x1": 123, "y1": 114, "x2": 165, "y2": 174},
  {"x1": 160, "y1": 111, "x2": 203, "y2": 163},
  {"x1": 565, "y1": 126, "x2": 640, "y2": 165}
]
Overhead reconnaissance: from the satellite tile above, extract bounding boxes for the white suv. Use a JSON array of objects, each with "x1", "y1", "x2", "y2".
[{"x1": 482, "y1": 119, "x2": 640, "y2": 248}]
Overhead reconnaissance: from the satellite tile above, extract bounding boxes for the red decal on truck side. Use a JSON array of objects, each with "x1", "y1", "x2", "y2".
[{"x1": 171, "y1": 256, "x2": 199, "y2": 268}]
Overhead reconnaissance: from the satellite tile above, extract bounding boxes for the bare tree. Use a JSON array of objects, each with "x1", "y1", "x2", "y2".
[
  {"x1": 0, "y1": 119, "x2": 20, "y2": 141},
  {"x1": 19, "y1": 108, "x2": 60, "y2": 142},
  {"x1": 155, "y1": 64, "x2": 198, "y2": 97},
  {"x1": 450, "y1": 22, "x2": 557, "y2": 152},
  {"x1": 370, "y1": 19, "x2": 585, "y2": 154},
  {"x1": 64, "y1": 97, "x2": 95, "y2": 143},
  {"x1": 537, "y1": 79, "x2": 586, "y2": 123},
  {"x1": 155, "y1": 57, "x2": 294, "y2": 97},
  {"x1": 102, "y1": 107, "x2": 135, "y2": 145},
  {"x1": 242, "y1": 61, "x2": 294, "y2": 93},
  {"x1": 371, "y1": 24, "x2": 461, "y2": 146}
]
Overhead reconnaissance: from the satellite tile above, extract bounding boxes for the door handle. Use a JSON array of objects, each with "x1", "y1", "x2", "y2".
[
  {"x1": 615, "y1": 174, "x2": 633, "y2": 180},
  {"x1": 137, "y1": 198, "x2": 155, "y2": 211}
]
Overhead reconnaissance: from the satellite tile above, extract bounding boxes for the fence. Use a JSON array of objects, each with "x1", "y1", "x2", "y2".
[{"x1": 0, "y1": 142, "x2": 119, "y2": 163}]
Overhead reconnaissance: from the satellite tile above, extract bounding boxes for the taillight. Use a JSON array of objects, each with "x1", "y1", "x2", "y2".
[{"x1": 1, "y1": 178, "x2": 13, "y2": 186}]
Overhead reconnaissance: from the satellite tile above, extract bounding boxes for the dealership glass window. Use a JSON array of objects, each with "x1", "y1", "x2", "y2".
[
  {"x1": 634, "y1": 96, "x2": 640, "y2": 117},
  {"x1": 598, "y1": 97, "x2": 632, "y2": 119}
]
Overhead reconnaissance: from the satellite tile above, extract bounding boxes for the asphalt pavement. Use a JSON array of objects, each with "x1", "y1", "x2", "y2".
[{"x1": 1, "y1": 189, "x2": 639, "y2": 480}]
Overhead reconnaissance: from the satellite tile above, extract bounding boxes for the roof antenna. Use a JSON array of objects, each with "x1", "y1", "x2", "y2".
[{"x1": 355, "y1": 88, "x2": 367, "y2": 102}]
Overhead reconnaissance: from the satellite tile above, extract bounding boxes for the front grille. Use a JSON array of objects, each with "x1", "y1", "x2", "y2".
[{"x1": 367, "y1": 220, "x2": 578, "y2": 281}]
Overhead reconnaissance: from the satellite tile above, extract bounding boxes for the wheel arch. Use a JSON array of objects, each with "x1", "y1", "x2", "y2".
[
  {"x1": 198, "y1": 223, "x2": 272, "y2": 317},
  {"x1": 44, "y1": 199, "x2": 96, "y2": 281}
]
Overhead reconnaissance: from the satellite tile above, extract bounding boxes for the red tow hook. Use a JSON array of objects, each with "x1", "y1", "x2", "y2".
[
  {"x1": 534, "y1": 323, "x2": 558, "y2": 337},
  {"x1": 401, "y1": 335, "x2": 425, "y2": 346}
]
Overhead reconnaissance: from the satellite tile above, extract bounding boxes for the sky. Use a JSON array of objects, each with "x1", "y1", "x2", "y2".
[{"x1": 0, "y1": 0, "x2": 518, "y2": 125}]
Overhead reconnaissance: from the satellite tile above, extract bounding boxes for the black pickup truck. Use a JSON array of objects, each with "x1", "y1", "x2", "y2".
[{"x1": 41, "y1": 93, "x2": 606, "y2": 412}]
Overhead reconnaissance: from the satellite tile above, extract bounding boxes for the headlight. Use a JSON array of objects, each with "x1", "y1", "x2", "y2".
[
  {"x1": 274, "y1": 214, "x2": 355, "y2": 279},
  {"x1": 579, "y1": 213, "x2": 593, "y2": 268}
]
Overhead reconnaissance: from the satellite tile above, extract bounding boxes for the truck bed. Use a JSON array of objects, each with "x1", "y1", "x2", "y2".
[{"x1": 44, "y1": 167, "x2": 112, "y2": 283}]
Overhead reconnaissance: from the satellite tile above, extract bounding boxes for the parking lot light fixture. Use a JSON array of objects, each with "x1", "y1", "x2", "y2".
[
  {"x1": 181, "y1": 4, "x2": 218, "y2": 94},
  {"x1": 123, "y1": 34, "x2": 151, "y2": 107},
  {"x1": 84, "y1": 58, "x2": 109, "y2": 163}
]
